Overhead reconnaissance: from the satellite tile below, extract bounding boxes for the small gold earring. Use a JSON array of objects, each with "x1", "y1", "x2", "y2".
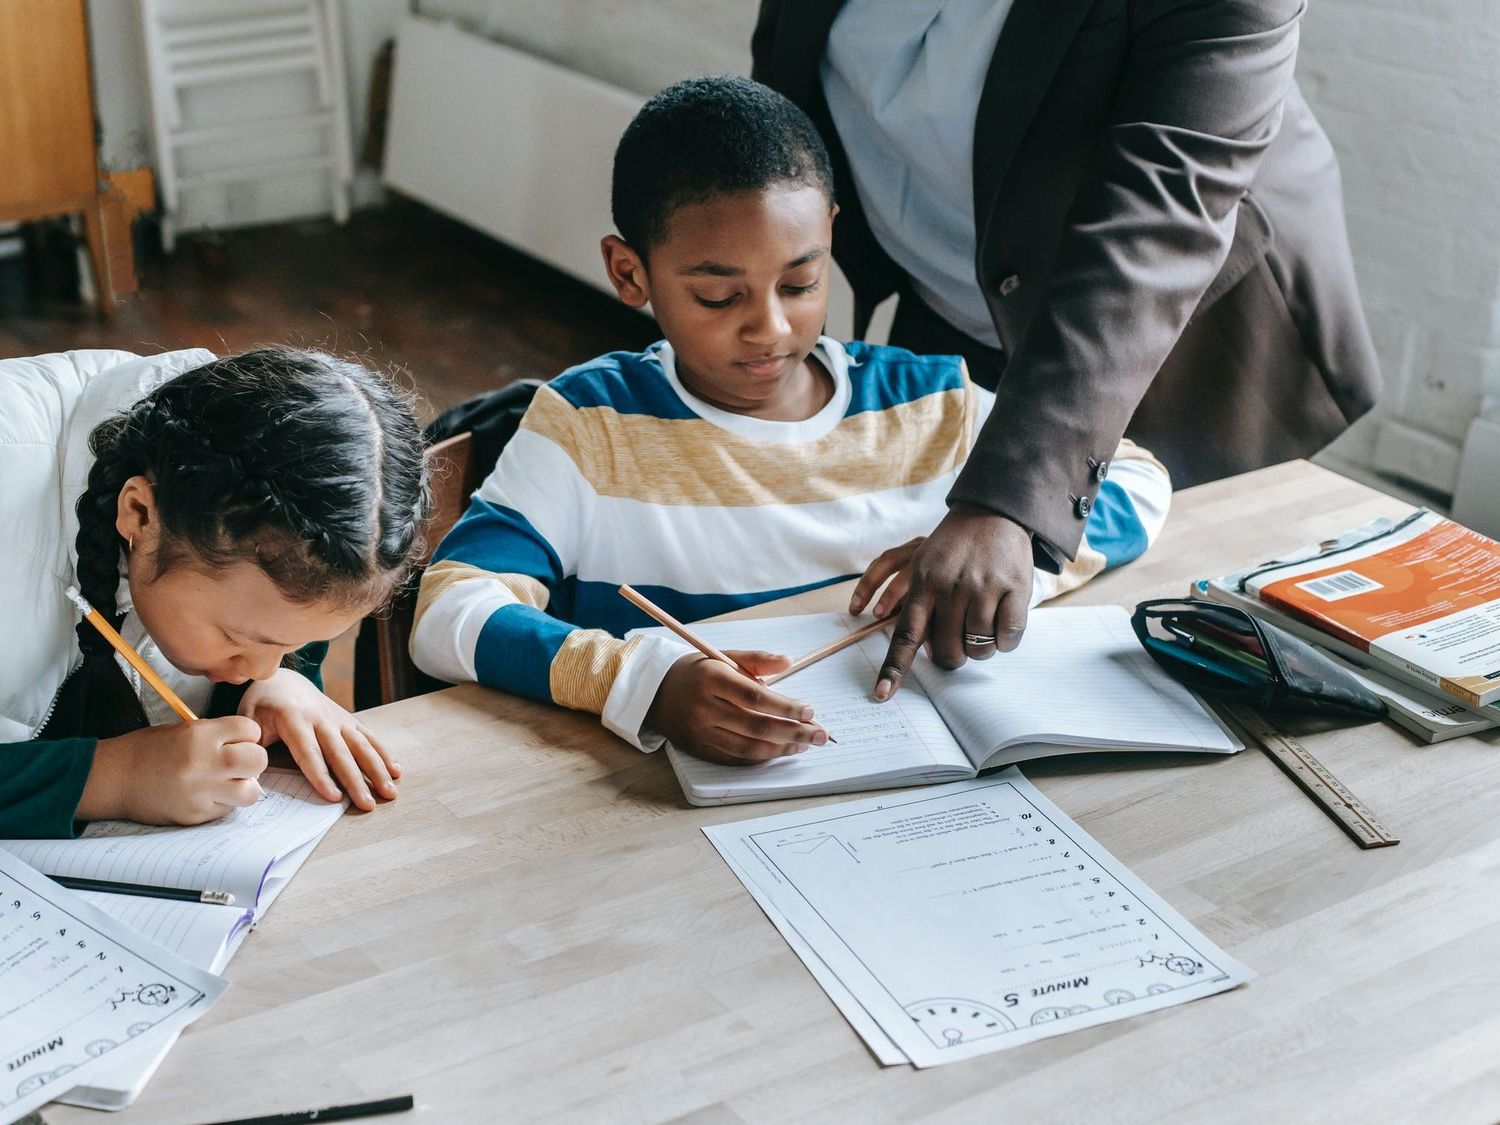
[{"x1": 127, "y1": 536, "x2": 135, "y2": 551}]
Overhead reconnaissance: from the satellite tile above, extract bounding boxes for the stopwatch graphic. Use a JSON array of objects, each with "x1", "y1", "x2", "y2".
[{"x1": 905, "y1": 998, "x2": 1015, "y2": 1047}]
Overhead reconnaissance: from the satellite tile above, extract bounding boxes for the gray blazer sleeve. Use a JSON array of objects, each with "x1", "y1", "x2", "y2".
[{"x1": 950, "y1": 0, "x2": 1304, "y2": 560}]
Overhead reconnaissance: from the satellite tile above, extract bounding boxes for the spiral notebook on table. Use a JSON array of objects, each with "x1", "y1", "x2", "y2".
[
  {"x1": 1, "y1": 768, "x2": 346, "y2": 1109},
  {"x1": 643, "y1": 605, "x2": 1240, "y2": 806}
]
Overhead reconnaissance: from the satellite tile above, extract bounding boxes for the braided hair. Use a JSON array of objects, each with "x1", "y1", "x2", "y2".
[{"x1": 39, "y1": 347, "x2": 429, "y2": 741}]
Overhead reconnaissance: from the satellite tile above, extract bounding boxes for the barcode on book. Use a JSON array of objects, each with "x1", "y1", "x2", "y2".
[{"x1": 1295, "y1": 569, "x2": 1383, "y2": 601}]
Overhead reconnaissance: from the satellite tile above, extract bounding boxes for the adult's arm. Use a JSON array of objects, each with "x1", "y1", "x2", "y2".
[
  {"x1": 952, "y1": 0, "x2": 1304, "y2": 560},
  {"x1": 879, "y1": 0, "x2": 1304, "y2": 694}
]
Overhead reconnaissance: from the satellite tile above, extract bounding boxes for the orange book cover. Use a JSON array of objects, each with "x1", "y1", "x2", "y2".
[{"x1": 1247, "y1": 512, "x2": 1500, "y2": 706}]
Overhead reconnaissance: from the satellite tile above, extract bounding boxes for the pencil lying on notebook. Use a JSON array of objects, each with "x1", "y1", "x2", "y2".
[
  {"x1": 762, "y1": 612, "x2": 898, "y2": 686},
  {"x1": 52, "y1": 874, "x2": 235, "y2": 906},
  {"x1": 65, "y1": 585, "x2": 199, "y2": 722},
  {"x1": 618, "y1": 584, "x2": 837, "y2": 742}
]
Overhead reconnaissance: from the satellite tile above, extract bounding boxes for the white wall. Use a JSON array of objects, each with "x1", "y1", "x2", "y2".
[
  {"x1": 86, "y1": 0, "x2": 752, "y2": 226},
  {"x1": 1295, "y1": 1, "x2": 1500, "y2": 510},
  {"x1": 411, "y1": 0, "x2": 755, "y2": 96}
]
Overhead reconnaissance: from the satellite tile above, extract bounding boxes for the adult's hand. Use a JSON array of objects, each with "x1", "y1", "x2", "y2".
[{"x1": 871, "y1": 503, "x2": 1034, "y2": 700}]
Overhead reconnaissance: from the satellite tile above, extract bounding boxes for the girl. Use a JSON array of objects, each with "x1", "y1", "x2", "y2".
[{"x1": 0, "y1": 345, "x2": 429, "y2": 837}]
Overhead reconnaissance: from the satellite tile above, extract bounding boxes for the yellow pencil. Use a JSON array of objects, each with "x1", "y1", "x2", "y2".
[{"x1": 65, "y1": 586, "x2": 199, "y2": 722}]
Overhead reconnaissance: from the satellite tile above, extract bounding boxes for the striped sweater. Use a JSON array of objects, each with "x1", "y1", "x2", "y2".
[{"x1": 410, "y1": 337, "x2": 1170, "y2": 749}]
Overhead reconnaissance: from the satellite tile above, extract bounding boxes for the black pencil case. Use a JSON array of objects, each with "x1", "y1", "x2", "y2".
[{"x1": 1131, "y1": 598, "x2": 1387, "y2": 721}]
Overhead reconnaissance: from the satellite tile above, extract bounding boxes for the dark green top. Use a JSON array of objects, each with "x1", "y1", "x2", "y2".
[{"x1": 0, "y1": 642, "x2": 329, "y2": 840}]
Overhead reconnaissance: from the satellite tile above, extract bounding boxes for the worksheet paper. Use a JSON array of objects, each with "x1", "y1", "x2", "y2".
[
  {"x1": 0, "y1": 851, "x2": 225, "y2": 1123},
  {"x1": 704, "y1": 772, "x2": 1253, "y2": 1067},
  {"x1": 54, "y1": 893, "x2": 255, "y2": 1111}
]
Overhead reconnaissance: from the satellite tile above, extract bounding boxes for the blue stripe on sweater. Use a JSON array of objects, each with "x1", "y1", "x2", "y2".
[
  {"x1": 474, "y1": 603, "x2": 569, "y2": 701},
  {"x1": 547, "y1": 342, "x2": 962, "y2": 421},
  {"x1": 1085, "y1": 479, "x2": 1149, "y2": 568},
  {"x1": 546, "y1": 348, "x2": 697, "y2": 420},
  {"x1": 842, "y1": 341, "x2": 965, "y2": 417},
  {"x1": 430, "y1": 498, "x2": 564, "y2": 583}
]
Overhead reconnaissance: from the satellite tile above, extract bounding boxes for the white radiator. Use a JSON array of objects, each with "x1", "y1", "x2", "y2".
[{"x1": 382, "y1": 14, "x2": 862, "y2": 335}]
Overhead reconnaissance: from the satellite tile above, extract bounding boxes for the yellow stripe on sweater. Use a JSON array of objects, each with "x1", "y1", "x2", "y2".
[
  {"x1": 1050, "y1": 541, "x2": 1109, "y2": 600},
  {"x1": 1110, "y1": 438, "x2": 1168, "y2": 477},
  {"x1": 522, "y1": 384, "x2": 974, "y2": 508},
  {"x1": 550, "y1": 630, "x2": 644, "y2": 713}
]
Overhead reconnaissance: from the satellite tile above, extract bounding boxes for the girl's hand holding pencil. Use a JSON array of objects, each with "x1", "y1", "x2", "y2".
[
  {"x1": 67, "y1": 585, "x2": 268, "y2": 825},
  {"x1": 76, "y1": 716, "x2": 268, "y2": 825}
]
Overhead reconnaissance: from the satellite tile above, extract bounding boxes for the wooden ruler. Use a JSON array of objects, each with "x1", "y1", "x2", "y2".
[{"x1": 1225, "y1": 705, "x2": 1400, "y2": 849}]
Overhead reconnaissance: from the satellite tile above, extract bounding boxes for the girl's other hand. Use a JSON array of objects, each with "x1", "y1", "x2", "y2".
[
  {"x1": 80, "y1": 716, "x2": 267, "y2": 825},
  {"x1": 238, "y1": 668, "x2": 399, "y2": 811}
]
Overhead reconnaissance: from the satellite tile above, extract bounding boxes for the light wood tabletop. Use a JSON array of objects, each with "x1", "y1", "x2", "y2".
[{"x1": 46, "y1": 461, "x2": 1500, "y2": 1124}]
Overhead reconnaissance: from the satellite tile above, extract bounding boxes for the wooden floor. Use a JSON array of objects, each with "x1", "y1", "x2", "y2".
[{"x1": 0, "y1": 201, "x2": 660, "y2": 707}]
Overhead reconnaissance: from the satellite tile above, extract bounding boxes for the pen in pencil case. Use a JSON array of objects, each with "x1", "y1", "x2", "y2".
[
  {"x1": 52, "y1": 874, "x2": 235, "y2": 906},
  {"x1": 64, "y1": 585, "x2": 199, "y2": 722}
]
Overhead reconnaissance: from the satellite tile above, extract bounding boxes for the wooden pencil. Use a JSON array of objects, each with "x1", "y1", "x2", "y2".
[
  {"x1": 64, "y1": 585, "x2": 199, "y2": 722},
  {"x1": 762, "y1": 612, "x2": 898, "y2": 685},
  {"x1": 618, "y1": 584, "x2": 760, "y2": 680}
]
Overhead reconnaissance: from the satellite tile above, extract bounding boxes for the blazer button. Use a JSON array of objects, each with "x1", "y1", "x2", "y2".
[
  {"x1": 998, "y1": 274, "x2": 1021, "y2": 297},
  {"x1": 1091, "y1": 458, "x2": 1109, "y2": 482},
  {"x1": 1074, "y1": 494, "x2": 1092, "y2": 519}
]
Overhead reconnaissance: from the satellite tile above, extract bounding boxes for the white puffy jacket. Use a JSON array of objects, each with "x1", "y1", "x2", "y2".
[{"x1": 0, "y1": 348, "x2": 219, "y2": 743}]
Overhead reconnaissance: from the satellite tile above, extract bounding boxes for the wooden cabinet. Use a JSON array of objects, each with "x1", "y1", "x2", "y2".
[{"x1": 0, "y1": 0, "x2": 120, "y2": 309}]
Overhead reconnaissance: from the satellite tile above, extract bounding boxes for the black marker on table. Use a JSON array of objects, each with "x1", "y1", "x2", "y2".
[
  {"x1": 201, "y1": 1094, "x2": 415, "y2": 1125},
  {"x1": 51, "y1": 875, "x2": 235, "y2": 906}
]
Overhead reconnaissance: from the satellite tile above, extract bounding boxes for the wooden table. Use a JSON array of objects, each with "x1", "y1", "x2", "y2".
[{"x1": 48, "y1": 462, "x2": 1500, "y2": 1123}]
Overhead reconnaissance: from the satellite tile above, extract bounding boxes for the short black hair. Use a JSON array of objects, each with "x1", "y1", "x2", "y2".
[{"x1": 611, "y1": 75, "x2": 834, "y2": 257}]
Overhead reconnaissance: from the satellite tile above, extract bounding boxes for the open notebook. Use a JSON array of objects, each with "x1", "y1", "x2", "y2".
[
  {"x1": 2, "y1": 768, "x2": 345, "y2": 1109},
  {"x1": 647, "y1": 605, "x2": 1240, "y2": 806}
]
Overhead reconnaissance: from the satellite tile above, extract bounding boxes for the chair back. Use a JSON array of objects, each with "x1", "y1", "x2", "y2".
[{"x1": 373, "y1": 431, "x2": 480, "y2": 705}]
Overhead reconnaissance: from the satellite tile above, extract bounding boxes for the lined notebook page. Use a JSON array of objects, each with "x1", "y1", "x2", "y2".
[
  {"x1": 660, "y1": 615, "x2": 972, "y2": 802},
  {"x1": 909, "y1": 605, "x2": 1239, "y2": 767},
  {"x1": 5, "y1": 769, "x2": 345, "y2": 908},
  {"x1": 76, "y1": 891, "x2": 253, "y2": 972}
]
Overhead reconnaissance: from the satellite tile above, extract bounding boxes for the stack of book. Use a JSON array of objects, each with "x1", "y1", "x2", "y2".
[{"x1": 1194, "y1": 508, "x2": 1500, "y2": 743}]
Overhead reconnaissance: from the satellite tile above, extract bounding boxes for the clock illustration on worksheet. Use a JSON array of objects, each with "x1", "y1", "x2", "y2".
[{"x1": 905, "y1": 998, "x2": 1016, "y2": 1047}]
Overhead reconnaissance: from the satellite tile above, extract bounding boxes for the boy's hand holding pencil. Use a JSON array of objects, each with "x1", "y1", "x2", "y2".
[
  {"x1": 646, "y1": 650, "x2": 831, "y2": 766},
  {"x1": 622, "y1": 585, "x2": 832, "y2": 766}
]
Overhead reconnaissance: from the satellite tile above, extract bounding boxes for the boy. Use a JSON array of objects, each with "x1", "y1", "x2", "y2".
[{"x1": 410, "y1": 76, "x2": 1170, "y2": 767}]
